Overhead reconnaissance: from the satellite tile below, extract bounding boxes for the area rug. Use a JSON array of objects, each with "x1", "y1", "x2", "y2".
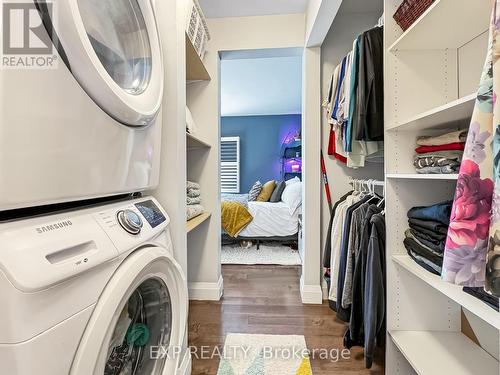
[
  {"x1": 221, "y1": 243, "x2": 301, "y2": 266},
  {"x1": 217, "y1": 333, "x2": 313, "y2": 375}
]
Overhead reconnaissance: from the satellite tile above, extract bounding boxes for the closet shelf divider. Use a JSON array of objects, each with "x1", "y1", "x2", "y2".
[
  {"x1": 386, "y1": 173, "x2": 459, "y2": 180},
  {"x1": 393, "y1": 255, "x2": 500, "y2": 329},
  {"x1": 388, "y1": 0, "x2": 490, "y2": 51},
  {"x1": 187, "y1": 212, "x2": 211, "y2": 233},
  {"x1": 187, "y1": 132, "x2": 212, "y2": 151},
  {"x1": 389, "y1": 330, "x2": 498, "y2": 375},
  {"x1": 386, "y1": 93, "x2": 476, "y2": 132}
]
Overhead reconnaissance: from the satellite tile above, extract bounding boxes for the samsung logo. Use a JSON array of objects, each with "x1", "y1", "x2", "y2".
[{"x1": 36, "y1": 220, "x2": 73, "y2": 234}]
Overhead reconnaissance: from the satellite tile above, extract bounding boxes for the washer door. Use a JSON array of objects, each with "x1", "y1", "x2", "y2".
[
  {"x1": 36, "y1": 0, "x2": 163, "y2": 127},
  {"x1": 70, "y1": 247, "x2": 188, "y2": 375}
]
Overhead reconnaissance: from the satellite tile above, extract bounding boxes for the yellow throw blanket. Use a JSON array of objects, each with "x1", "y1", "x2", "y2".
[{"x1": 221, "y1": 201, "x2": 253, "y2": 237}]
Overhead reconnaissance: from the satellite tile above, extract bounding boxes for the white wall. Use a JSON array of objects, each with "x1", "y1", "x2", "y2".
[
  {"x1": 153, "y1": 0, "x2": 188, "y2": 274},
  {"x1": 320, "y1": 9, "x2": 384, "y2": 287},
  {"x1": 186, "y1": 14, "x2": 306, "y2": 297}
]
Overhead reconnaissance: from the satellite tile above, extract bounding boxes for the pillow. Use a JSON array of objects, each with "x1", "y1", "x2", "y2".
[
  {"x1": 269, "y1": 180, "x2": 286, "y2": 203},
  {"x1": 281, "y1": 182, "x2": 302, "y2": 215},
  {"x1": 256, "y1": 180, "x2": 276, "y2": 202},
  {"x1": 248, "y1": 181, "x2": 262, "y2": 201},
  {"x1": 285, "y1": 176, "x2": 301, "y2": 186}
]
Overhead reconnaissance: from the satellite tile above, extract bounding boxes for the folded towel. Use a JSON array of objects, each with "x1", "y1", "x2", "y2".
[
  {"x1": 187, "y1": 189, "x2": 201, "y2": 198},
  {"x1": 187, "y1": 204, "x2": 204, "y2": 221},
  {"x1": 187, "y1": 181, "x2": 201, "y2": 190},
  {"x1": 416, "y1": 129, "x2": 468, "y2": 146},
  {"x1": 187, "y1": 196, "x2": 201, "y2": 205},
  {"x1": 415, "y1": 143, "x2": 465, "y2": 154}
]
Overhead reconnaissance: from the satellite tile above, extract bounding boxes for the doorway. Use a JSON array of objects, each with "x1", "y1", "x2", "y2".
[{"x1": 218, "y1": 48, "x2": 304, "y2": 268}]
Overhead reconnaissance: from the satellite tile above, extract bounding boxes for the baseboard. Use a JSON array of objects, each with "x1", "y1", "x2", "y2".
[
  {"x1": 177, "y1": 349, "x2": 192, "y2": 375},
  {"x1": 188, "y1": 275, "x2": 224, "y2": 301},
  {"x1": 300, "y1": 275, "x2": 323, "y2": 304}
]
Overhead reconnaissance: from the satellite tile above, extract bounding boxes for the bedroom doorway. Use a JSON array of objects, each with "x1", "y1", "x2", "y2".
[{"x1": 217, "y1": 48, "x2": 304, "y2": 267}]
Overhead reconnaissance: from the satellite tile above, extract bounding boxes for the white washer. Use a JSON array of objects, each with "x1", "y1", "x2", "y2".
[
  {"x1": 0, "y1": 197, "x2": 191, "y2": 375},
  {"x1": 0, "y1": 0, "x2": 164, "y2": 211}
]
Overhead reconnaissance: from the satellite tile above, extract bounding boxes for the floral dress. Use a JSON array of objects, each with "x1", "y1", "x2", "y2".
[{"x1": 442, "y1": 0, "x2": 500, "y2": 297}]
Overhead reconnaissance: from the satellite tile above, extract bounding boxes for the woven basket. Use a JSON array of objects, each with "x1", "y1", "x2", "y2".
[{"x1": 393, "y1": 0, "x2": 435, "y2": 31}]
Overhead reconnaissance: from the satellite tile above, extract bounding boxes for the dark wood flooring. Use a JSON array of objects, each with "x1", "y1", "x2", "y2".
[{"x1": 188, "y1": 265, "x2": 384, "y2": 374}]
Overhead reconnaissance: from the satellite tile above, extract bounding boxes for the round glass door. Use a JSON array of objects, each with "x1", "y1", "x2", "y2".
[
  {"x1": 77, "y1": 0, "x2": 152, "y2": 95},
  {"x1": 40, "y1": 0, "x2": 164, "y2": 127},
  {"x1": 104, "y1": 278, "x2": 172, "y2": 375}
]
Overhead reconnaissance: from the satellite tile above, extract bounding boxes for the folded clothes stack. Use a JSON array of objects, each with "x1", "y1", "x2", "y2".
[
  {"x1": 414, "y1": 129, "x2": 467, "y2": 174},
  {"x1": 403, "y1": 200, "x2": 453, "y2": 275},
  {"x1": 187, "y1": 181, "x2": 205, "y2": 220}
]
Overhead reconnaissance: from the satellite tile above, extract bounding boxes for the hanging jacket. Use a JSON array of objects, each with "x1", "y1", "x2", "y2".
[
  {"x1": 353, "y1": 27, "x2": 384, "y2": 142},
  {"x1": 364, "y1": 213, "x2": 386, "y2": 369}
]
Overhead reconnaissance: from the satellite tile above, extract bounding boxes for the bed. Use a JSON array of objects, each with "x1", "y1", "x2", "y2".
[{"x1": 221, "y1": 193, "x2": 300, "y2": 247}]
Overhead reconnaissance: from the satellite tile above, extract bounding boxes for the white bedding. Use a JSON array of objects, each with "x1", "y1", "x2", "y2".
[{"x1": 238, "y1": 201, "x2": 299, "y2": 238}]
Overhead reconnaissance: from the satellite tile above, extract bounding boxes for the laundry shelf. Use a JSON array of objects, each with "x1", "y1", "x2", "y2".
[
  {"x1": 389, "y1": 330, "x2": 498, "y2": 375},
  {"x1": 386, "y1": 173, "x2": 459, "y2": 180},
  {"x1": 392, "y1": 255, "x2": 500, "y2": 329},
  {"x1": 389, "y1": 0, "x2": 490, "y2": 51},
  {"x1": 186, "y1": 33, "x2": 210, "y2": 82},
  {"x1": 387, "y1": 94, "x2": 476, "y2": 132},
  {"x1": 187, "y1": 212, "x2": 211, "y2": 233},
  {"x1": 187, "y1": 132, "x2": 211, "y2": 150}
]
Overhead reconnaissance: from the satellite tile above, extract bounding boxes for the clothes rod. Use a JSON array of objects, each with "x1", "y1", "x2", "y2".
[{"x1": 349, "y1": 179, "x2": 385, "y2": 187}]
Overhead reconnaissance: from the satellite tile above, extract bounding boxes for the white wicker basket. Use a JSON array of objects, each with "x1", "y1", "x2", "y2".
[{"x1": 186, "y1": 0, "x2": 210, "y2": 59}]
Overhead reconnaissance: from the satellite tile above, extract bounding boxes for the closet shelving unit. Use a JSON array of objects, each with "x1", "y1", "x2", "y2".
[
  {"x1": 384, "y1": 0, "x2": 499, "y2": 374},
  {"x1": 186, "y1": 33, "x2": 211, "y2": 234},
  {"x1": 186, "y1": 212, "x2": 212, "y2": 233},
  {"x1": 187, "y1": 132, "x2": 211, "y2": 151}
]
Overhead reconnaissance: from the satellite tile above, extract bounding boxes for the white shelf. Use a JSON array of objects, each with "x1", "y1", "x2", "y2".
[
  {"x1": 387, "y1": 94, "x2": 476, "y2": 132},
  {"x1": 187, "y1": 133, "x2": 211, "y2": 151},
  {"x1": 389, "y1": 0, "x2": 490, "y2": 51},
  {"x1": 386, "y1": 173, "x2": 459, "y2": 180},
  {"x1": 389, "y1": 330, "x2": 498, "y2": 375},
  {"x1": 393, "y1": 255, "x2": 500, "y2": 329}
]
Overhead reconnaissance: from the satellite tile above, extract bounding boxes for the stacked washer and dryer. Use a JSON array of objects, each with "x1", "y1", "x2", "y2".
[{"x1": 0, "y1": 0, "x2": 190, "y2": 374}]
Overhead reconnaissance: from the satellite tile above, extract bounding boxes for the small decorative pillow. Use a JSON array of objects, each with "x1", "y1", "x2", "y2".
[
  {"x1": 248, "y1": 181, "x2": 262, "y2": 201},
  {"x1": 281, "y1": 181, "x2": 302, "y2": 215},
  {"x1": 269, "y1": 180, "x2": 286, "y2": 203},
  {"x1": 256, "y1": 180, "x2": 277, "y2": 202},
  {"x1": 285, "y1": 176, "x2": 301, "y2": 186}
]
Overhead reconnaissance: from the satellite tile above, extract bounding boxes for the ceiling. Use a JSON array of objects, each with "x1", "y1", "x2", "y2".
[
  {"x1": 221, "y1": 55, "x2": 302, "y2": 117},
  {"x1": 339, "y1": 0, "x2": 383, "y2": 14},
  {"x1": 198, "y1": 0, "x2": 309, "y2": 18}
]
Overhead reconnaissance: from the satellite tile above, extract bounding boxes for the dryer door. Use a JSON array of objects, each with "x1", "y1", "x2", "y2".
[
  {"x1": 70, "y1": 247, "x2": 187, "y2": 375},
  {"x1": 35, "y1": 0, "x2": 163, "y2": 127}
]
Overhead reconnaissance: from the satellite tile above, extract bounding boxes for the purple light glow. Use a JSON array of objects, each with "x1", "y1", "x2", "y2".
[{"x1": 284, "y1": 158, "x2": 302, "y2": 173}]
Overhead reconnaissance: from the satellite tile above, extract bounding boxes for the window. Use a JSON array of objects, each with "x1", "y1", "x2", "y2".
[{"x1": 220, "y1": 137, "x2": 240, "y2": 193}]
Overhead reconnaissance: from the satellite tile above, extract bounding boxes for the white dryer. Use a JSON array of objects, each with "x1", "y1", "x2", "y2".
[
  {"x1": 0, "y1": 0, "x2": 164, "y2": 211},
  {"x1": 0, "y1": 197, "x2": 191, "y2": 375}
]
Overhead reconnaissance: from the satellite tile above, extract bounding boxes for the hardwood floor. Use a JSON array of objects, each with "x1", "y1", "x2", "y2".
[{"x1": 188, "y1": 265, "x2": 385, "y2": 374}]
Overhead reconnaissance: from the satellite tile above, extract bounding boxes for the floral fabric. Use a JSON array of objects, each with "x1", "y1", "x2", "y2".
[{"x1": 442, "y1": 2, "x2": 500, "y2": 296}]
